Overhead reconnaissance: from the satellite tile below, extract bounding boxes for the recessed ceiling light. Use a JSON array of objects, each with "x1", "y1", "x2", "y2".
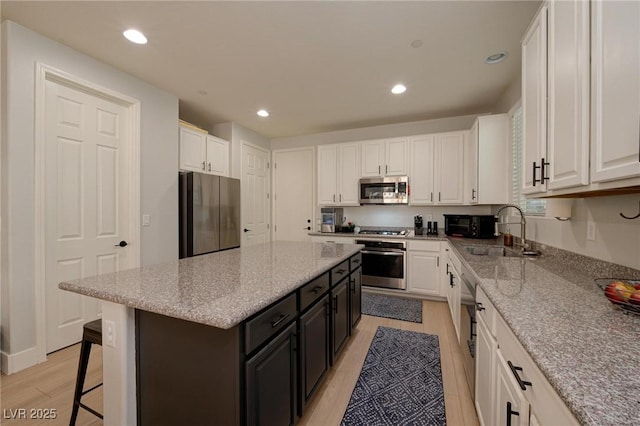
[
  {"x1": 257, "y1": 109, "x2": 269, "y2": 117},
  {"x1": 197, "y1": 90, "x2": 208, "y2": 96},
  {"x1": 485, "y1": 52, "x2": 508, "y2": 64},
  {"x1": 123, "y1": 29, "x2": 147, "y2": 45},
  {"x1": 410, "y1": 40, "x2": 423, "y2": 48},
  {"x1": 391, "y1": 84, "x2": 407, "y2": 95}
]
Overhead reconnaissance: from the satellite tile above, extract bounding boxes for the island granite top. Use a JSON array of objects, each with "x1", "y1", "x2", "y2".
[{"x1": 59, "y1": 241, "x2": 363, "y2": 329}]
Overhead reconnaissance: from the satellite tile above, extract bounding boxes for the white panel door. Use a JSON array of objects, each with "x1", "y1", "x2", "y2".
[
  {"x1": 475, "y1": 316, "x2": 497, "y2": 426},
  {"x1": 317, "y1": 145, "x2": 337, "y2": 205},
  {"x1": 273, "y1": 148, "x2": 314, "y2": 242},
  {"x1": 409, "y1": 135, "x2": 435, "y2": 205},
  {"x1": 361, "y1": 140, "x2": 384, "y2": 177},
  {"x1": 179, "y1": 125, "x2": 207, "y2": 173},
  {"x1": 407, "y1": 251, "x2": 440, "y2": 296},
  {"x1": 385, "y1": 138, "x2": 408, "y2": 176},
  {"x1": 591, "y1": 0, "x2": 640, "y2": 182},
  {"x1": 521, "y1": 5, "x2": 548, "y2": 195},
  {"x1": 242, "y1": 143, "x2": 270, "y2": 246},
  {"x1": 466, "y1": 122, "x2": 479, "y2": 204},
  {"x1": 206, "y1": 135, "x2": 230, "y2": 177},
  {"x1": 337, "y1": 143, "x2": 360, "y2": 205},
  {"x1": 436, "y1": 132, "x2": 465, "y2": 204},
  {"x1": 45, "y1": 80, "x2": 132, "y2": 353},
  {"x1": 547, "y1": 0, "x2": 590, "y2": 190}
]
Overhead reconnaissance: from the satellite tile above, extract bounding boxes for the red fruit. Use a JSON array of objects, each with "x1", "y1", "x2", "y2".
[
  {"x1": 605, "y1": 281, "x2": 635, "y2": 304},
  {"x1": 634, "y1": 283, "x2": 640, "y2": 290},
  {"x1": 629, "y1": 290, "x2": 640, "y2": 306}
]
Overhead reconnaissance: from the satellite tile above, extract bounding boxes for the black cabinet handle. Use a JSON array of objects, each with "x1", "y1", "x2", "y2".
[
  {"x1": 352, "y1": 259, "x2": 361, "y2": 265},
  {"x1": 532, "y1": 161, "x2": 542, "y2": 186},
  {"x1": 541, "y1": 157, "x2": 550, "y2": 182},
  {"x1": 471, "y1": 188, "x2": 476, "y2": 200},
  {"x1": 476, "y1": 302, "x2": 485, "y2": 312},
  {"x1": 333, "y1": 295, "x2": 338, "y2": 313},
  {"x1": 335, "y1": 269, "x2": 346, "y2": 276},
  {"x1": 244, "y1": 228, "x2": 251, "y2": 233},
  {"x1": 446, "y1": 263, "x2": 450, "y2": 275},
  {"x1": 303, "y1": 226, "x2": 311, "y2": 230},
  {"x1": 350, "y1": 278, "x2": 355, "y2": 292},
  {"x1": 507, "y1": 360, "x2": 532, "y2": 391},
  {"x1": 449, "y1": 272, "x2": 455, "y2": 287},
  {"x1": 115, "y1": 240, "x2": 128, "y2": 247},
  {"x1": 506, "y1": 402, "x2": 519, "y2": 426},
  {"x1": 311, "y1": 285, "x2": 324, "y2": 294},
  {"x1": 270, "y1": 313, "x2": 290, "y2": 328}
]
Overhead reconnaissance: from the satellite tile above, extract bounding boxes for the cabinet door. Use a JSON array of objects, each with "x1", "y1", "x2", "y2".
[
  {"x1": 179, "y1": 126, "x2": 207, "y2": 172},
  {"x1": 409, "y1": 135, "x2": 436, "y2": 205},
  {"x1": 495, "y1": 350, "x2": 529, "y2": 426},
  {"x1": 331, "y1": 279, "x2": 350, "y2": 363},
  {"x1": 465, "y1": 122, "x2": 479, "y2": 204},
  {"x1": 445, "y1": 263, "x2": 460, "y2": 341},
  {"x1": 407, "y1": 251, "x2": 440, "y2": 296},
  {"x1": 436, "y1": 132, "x2": 465, "y2": 204},
  {"x1": 361, "y1": 140, "x2": 384, "y2": 177},
  {"x1": 206, "y1": 135, "x2": 230, "y2": 177},
  {"x1": 475, "y1": 316, "x2": 497, "y2": 426},
  {"x1": 317, "y1": 145, "x2": 338, "y2": 205},
  {"x1": 547, "y1": 0, "x2": 590, "y2": 190},
  {"x1": 477, "y1": 115, "x2": 510, "y2": 205},
  {"x1": 246, "y1": 322, "x2": 297, "y2": 426},
  {"x1": 299, "y1": 295, "x2": 330, "y2": 414},
  {"x1": 337, "y1": 143, "x2": 360, "y2": 205},
  {"x1": 385, "y1": 138, "x2": 408, "y2": 176},
  {"x1": 349, "y1": 268, "x2": 362, "y2": 329},
  {"x1": 591, "y1": 0, "x2": 640, "y2": 182},
  {"x1": 521, "y1": 5, "x2": 548, "y2": 195}
]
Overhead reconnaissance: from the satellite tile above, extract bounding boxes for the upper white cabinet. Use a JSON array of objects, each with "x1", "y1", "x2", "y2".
[
  {"x1": 590, "y1": 0, "x2": 640, "y2": 183},
  {"x1": 179, "y1": 124, "x2": 230, "y2": 177},
  {"x1": 410, "y1": 131, "x2": 465, "y2": 205},
  {"x1": 465, "y1": 114, "x2": 510, "y2": 204},
  {"x1": 361, "y1": 138, "x2": 408, "y2": 177},
  {"x1": 521, "y1": 4, "x2": 548, "y2": 195},
  {"x1": 317, "y1": 143, "x2": 360, "y2": 206}
]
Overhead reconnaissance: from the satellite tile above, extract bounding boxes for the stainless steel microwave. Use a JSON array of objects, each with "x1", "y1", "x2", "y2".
[{"x1": 359, "y1": 176, "x2": 408, "y2": 205}]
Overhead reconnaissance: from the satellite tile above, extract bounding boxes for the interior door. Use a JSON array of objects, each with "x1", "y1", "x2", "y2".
[
  {"x1": 241, "y1": 142, "x2": 270, "y2": 246},
  {"x1": 45, "y1": 79, "x2": 132, "y2": 353},
  {"x1": 273, "y1": 148, "x2": 314, "y2": 242}
]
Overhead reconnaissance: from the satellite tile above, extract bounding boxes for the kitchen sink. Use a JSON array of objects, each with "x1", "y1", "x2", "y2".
[{"x1": 463, "y1": 245, "x2": 519, "y2": 257}]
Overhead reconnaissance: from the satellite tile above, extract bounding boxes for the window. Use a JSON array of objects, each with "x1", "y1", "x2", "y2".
[{"x1": 510, "y1": 105, "x2": 546, "y2": 215}]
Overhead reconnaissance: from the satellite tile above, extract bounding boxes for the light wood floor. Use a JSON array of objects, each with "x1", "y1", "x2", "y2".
[{"x1": 0, "y1": 300, "x2": 477, "y2": 426}]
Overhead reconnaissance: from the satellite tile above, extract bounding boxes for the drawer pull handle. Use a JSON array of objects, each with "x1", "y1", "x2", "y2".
[
  {"x1": 333, "y1": 295, "x2": 339, "y2": 313},
  {"x1": 311, "y1": 285, "x2": 324, "y2": 294},
  {"x1": 352, "y1": 259, "x2": 360, "y2": 264},
  {"x1": 350, "y1": 278, "x2": 356, "y2": 292},
  {"x1": 506, "y1": 401, "x2": 519, "y2": 426},
  {"x1": 335, "y1": 269, "x2": 346, "y2": 275},
  {"x1": 507, "y1": 360, "x2": 532, "y2": 391},
  {"x1": 475, "y1": 302, "x2": 485, "y2": 312},
  {"x1": 271, "y1": 313, "x2": 290, "y2": 328}
]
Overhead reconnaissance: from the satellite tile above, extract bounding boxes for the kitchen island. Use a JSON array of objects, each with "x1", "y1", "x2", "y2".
[{"x1": 60, "y1": 241, "x2": 364, "y2": 425}]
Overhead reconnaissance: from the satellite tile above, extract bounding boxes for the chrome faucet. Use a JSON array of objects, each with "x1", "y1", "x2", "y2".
[{"x1": 495, "y1": 204, "x2": 528, "y2": 250}]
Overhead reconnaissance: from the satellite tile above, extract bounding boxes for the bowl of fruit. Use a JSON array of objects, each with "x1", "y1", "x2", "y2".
[{"x1": 595, "y1": 278, "x2": 640, "y2": 315}]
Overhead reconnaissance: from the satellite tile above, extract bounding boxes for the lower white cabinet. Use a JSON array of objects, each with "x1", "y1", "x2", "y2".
[
  {"x1": 475, "y1": 287, "x2": 579, "y2": 426},
  {"x1": 407, "y1": 241, "x2": 441, "y2": 297},
  {"x1": 443, "y1": 245, "x2": 461, "y2": 341}
]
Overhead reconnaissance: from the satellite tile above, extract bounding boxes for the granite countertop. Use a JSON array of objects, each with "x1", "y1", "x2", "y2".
[
  {"x1": 446, "y1": 237, "x2": 640, "y2": 426},
  {"x1": 59, "y1": 241, "x2": 363, "y2": 329}
]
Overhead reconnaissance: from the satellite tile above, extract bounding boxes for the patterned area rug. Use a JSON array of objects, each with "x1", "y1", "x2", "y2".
[
  {"x1": 341, "y1": 327, "x2": 446, "y2": 426},
  {"x1": 361, "y1": 293, "x2": 423, "y2": 323}
]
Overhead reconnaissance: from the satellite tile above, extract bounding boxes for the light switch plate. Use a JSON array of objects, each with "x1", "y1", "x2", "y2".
[
  {"x1": 142, "y1": 214, "x2": 150, "y2": 226},
  {"x1": 105, "y1": 320, "x2": 116, "y2": 348},
  {"x1": 587, "y1": 221, "x2": 596, "y2": 241}
]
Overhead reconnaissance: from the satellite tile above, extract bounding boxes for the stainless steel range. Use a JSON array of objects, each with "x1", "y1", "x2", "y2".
[{"x1": 355, "y1": 229, "x2": 408, "y2": 290}]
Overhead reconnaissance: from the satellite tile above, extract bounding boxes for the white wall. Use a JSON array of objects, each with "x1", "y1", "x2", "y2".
[
  {"x1": 212, "y1": 122, "x2": 271, "y2": 179},
  {"x1": 0, "y1": 21, "x2": 179, "y2": 372},
  {"x1": 271, "y1": 114, "x2": 478, "y2": 150}
]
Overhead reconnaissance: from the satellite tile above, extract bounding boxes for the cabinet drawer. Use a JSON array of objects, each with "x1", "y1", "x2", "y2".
[
  {"x1": 349, "y1": 253, "x2": 362, "y2": 271},
  {"x1": 407, "y1": 240, "x2": 440, "y2": 252},
  {"x1": 495, "y1": 313, "x2": 578, "y2": 426},
  {"x1": 245, "y1": 293, "x2": 297, "y2": 354},
  {"x1": 476, "y1": 286, "x2": 496, "y2": 336},
  {"x1": 299, "y1": 273, "x2": 330, "y2": 312},
  {"x1": 331, "y1": 260, "x2": 349, "y2": 286}
]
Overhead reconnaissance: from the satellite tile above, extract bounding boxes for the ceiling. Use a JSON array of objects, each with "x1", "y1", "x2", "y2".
[{"x1": 1, "y1": 1, "x2": 541, "y2": 139}]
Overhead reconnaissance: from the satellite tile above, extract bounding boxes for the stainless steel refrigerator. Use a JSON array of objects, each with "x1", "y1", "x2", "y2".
[{"x1": 179, "y1": 171, "x2": 241, "y2": 258}]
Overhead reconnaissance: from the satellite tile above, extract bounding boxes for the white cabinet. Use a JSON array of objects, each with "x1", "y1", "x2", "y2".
[
  {"x1": 317, "y1": 143, "x2": 360, "y2": 206},
  {"x1": 407, "y1": 240, "x2": 441, "y2": 297},
  {"x1": 475, "y1": 308, "x2": 497, "y2": 426},
  {"x1": 409, "y1": 131, "x2": 465, "y2": 205},
  {"x1": 361, "y1": 138, "x2": 408, "y2": 177},
  {"x1": 547, "y1": 0, "x2": 590, "y2": 190},
  {"x1": 521, "y1": 4, "x2": 548, "y2": 196},
  {"x1": 465, "y1": 114, "x2": 510, "y2": 204},
  {"x1": 179, "y1": 124, "x2": 229, "y2": 177},
  {"x1": 590, "y1": 0, "x2": 640, "y2": 183},
  {"x1": 495, "y1": 350, "x2": 529, "y2": 426},
  {"x1": 443, "y1": 245, "x2": 461, "y2": 341}
]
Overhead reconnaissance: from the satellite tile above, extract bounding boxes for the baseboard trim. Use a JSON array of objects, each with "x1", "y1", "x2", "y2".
[{"x1": 1, "y1": 346, "x2": 41, "y2": 374}]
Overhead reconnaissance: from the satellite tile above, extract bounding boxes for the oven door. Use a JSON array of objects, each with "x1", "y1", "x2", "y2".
[{"x1": 359, "y1": 248, "x2": 406, "y2": 290}]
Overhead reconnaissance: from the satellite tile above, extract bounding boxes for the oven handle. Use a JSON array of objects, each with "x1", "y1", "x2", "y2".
[{"x1": 360, "y1": 250, "x2": 404, "y2": 256}]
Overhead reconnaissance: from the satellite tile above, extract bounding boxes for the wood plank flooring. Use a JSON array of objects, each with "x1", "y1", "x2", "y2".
[{"x1": 0, "y1": 300, "x2": 477, "y2": 426}]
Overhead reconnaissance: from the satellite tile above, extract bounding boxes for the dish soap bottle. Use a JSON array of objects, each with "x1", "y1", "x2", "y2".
[{"x1": 504, "y1": 228, "x2": 513, "y2": 247}]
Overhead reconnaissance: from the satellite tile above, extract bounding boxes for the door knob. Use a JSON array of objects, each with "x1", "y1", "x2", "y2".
[
  {"x1": 115, "y1": 240, "x2": 128, "y2": 248},
  {"x1": 244, "y1": 228, "x2": 251, "y2": 233}
]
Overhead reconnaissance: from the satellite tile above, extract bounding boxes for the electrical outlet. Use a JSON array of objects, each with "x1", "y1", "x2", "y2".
[
  {"x1": 587, "y1": 221, "x2": 596, "y2": 241},
  {"x1": 142, "y1": 214, "x2": 150, "y2": 226},
  {"x1": 427, "y1": 214, "x2": 433, "y2": 221},
  {"x1": 105, "y1": 320, "x2": 117, "y2": 348}
]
